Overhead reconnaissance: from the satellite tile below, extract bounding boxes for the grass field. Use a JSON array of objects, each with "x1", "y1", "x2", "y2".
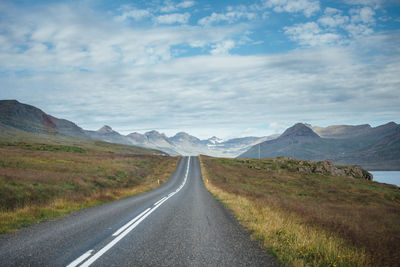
[
  {"x1": 200, "y1": 155, "x2": 400, "y2": 266},
  {"x1": 0, "y1": 129, "x2": 178, "y2": 234}
]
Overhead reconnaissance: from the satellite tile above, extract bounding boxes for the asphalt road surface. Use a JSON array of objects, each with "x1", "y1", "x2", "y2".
[{"x1": 0, "y1": 156, "x2": 278, "y2": 266}]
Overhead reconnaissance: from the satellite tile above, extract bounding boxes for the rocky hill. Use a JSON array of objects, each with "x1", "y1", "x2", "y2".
[{"x1": 0, "y1": 100, "x2": 87, "y2": 137}]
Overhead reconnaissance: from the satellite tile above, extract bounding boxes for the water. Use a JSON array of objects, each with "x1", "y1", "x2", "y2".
[{"x1": 370, "y1": 171, "x2": 400, "y2": 187}]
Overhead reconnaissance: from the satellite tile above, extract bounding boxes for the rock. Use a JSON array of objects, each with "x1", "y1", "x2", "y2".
[
  {"x1": 297, "y1": 167, "x2": 312, "y2": 174},
  {"x1": 332, "y1": 168, "x2": 345, "y2": 176},
  {"x1": 363, "y1": 171, "x2": 373, "y2": 181}
]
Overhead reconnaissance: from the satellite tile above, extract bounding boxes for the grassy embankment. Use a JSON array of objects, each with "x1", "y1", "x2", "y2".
[
  {"x1": 0, "y1": 130, "x2": 178, "y2": 234},
  {"x1": 199, "y1": 155, "x2": 400, "y2": 266}
]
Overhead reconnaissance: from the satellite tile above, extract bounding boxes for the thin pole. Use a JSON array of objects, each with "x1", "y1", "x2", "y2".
[{"x1": 291, "y1": 137, "x2": 294, "y2": 158}]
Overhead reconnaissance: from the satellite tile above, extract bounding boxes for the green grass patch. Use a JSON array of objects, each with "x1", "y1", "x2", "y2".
[{"x1": 0, "y1": 141, "x2": 86, "y2": 153}]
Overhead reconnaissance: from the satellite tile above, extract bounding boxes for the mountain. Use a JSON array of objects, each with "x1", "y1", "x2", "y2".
[
  {"x1": 205, "y1": 136, "x2": 224, "y2": 145},
  {"x1": 0, "y1": 100, "x2": 272, "y2": 157},
  {"x1": 169, "y1": 132, "x2": 204, "y2": 155},
  {"x1": 309, "y1": 124, "x2": 372, "y2": 139},
  {"x1": 280, "y1": 123, "x2": 320, "y2": 140},
  {"x1": 86, "y1": 125, "x2": 131, "y2": 145},
  {"x1": 0, "y1": 100, "x2": 277, "y2": 157},
  {"x1": 97, "y1": 125, "x2": 118, "y2": 135},
  {"x1": 125, "y1": 131, "x2": 270, "y2": 157},
  {"x1": 239, "y1": 122, "x2": 400, "y2": 170},
  {"x1": 125, "y1": 130, "x2": 179, "y2": 155},
  {"x1": 0, "y1": 100, "x2": 87, "y2": 137},
  {"x1": 205, "y1": 136, "x2": 275, "y2": 157}
]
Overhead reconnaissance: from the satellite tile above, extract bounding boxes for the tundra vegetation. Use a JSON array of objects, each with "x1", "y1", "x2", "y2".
[
  {"x1": 0, "y1": 129, "x2": 178, "y2": 234},
  {"x1": 199, "y1": 155, "x2": 400, "y2": 266}
]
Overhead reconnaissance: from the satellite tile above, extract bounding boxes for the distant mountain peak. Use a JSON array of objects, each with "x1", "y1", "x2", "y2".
[
  {"x1": 145, "y1": 130, "x2": 169, "y2": 141},
  {"x1": 145, "y1": 130, "x2": 160, "y2": 134},
  {"x1": 170, "y1": 132, "x2": 201, "y2": 144},
  {"x1": 127, "y1": 132, "x2": 142, "y2": 137},
  {"x1": 384, "y1": 121, "x2": 397, "y2": 127},
  {"x1": 98, "y1": 125, "x2": 113, "y2": 133},
  {"x1": 174, "y1": 132, "x2": 190, "y2": 137},
  {"x1": 207, "y1": 136, "x2": 224, "y2": 144},
  {"x1": 280, "y1": 123, "x2": 320, "y2": 139},
  {"x1": 145, "y1": 130, "x2": 164, "y2": 137}
]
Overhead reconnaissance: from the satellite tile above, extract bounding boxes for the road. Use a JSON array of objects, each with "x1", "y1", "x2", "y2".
[{"x1": 0, "y1": 156, "x2": 278, "y2": 266}]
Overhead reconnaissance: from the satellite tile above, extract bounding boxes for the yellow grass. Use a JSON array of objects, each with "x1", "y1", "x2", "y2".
[
  {"x1": 0, "y1": 138, "x2": 179, "y2": 234},
  {"x1": 0, "y1": 181, "x2": 160, "y2": 234},
  {"x1": 199, "y1": 155, "x2": 371, "y2": 267}
]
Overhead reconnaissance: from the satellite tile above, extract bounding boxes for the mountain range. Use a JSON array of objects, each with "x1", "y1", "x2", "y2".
[
  {"x1": 0, "y1": 100, "x2": 270, "y2": 157},
  {"x1": 1, "y1": 100, "x2": 398, "y2": 170},
  {"x1": 239, "y1": 122, "x2": 400, "y2": 170}
]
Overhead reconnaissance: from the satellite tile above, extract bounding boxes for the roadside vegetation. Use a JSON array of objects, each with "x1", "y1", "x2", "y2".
[
  {"x1": 0, "y1": 131, "x2": 178, "y2": 234},
  {"x1": 199, "y1": 155, "x2": 400, "y2": 266}
]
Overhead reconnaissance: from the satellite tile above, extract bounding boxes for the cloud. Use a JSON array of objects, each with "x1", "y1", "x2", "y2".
[
  {"x1": 160, "y1": 0, "x2": 195, "y2": 13},
  {"x1": 318, "y1": 8, "x2": 349, "y2": 28},
  {"x1": 198, "y1": 6, "x2": 257, "y2": 26},
  {"x1": 210, "y1": 40, "x2": 235, "y2": 55},
  {"x1": 343, "y1": 0, "x2": 383, "y2": 8},
  {"x1": 177, "y1": 1, "x2": 196, "y2": 9},
  {"x1": 116, "y1": 7, "x2": 151, "y2": 21},
  {"x1": 284, "y1": 22, "x2": 342, "y2": 46},
  {"x1": 350, "y1": 7, "x2": 376, "y2": 24},
  {"x1": 0, "y1": 3, "x2": 251, "y2": 71},
  {"x1": 344, "y1": 23, "x2": 374, "y2": 36},
  {"x1": 263, "y1": 0, "x2": 320, "y2": 17},
  {"x1": 155, "y1": 13, "x2": 190, "y2": 24},
  {"x1": 286, "y1": 6, "x2": 376, "y2": 46}
]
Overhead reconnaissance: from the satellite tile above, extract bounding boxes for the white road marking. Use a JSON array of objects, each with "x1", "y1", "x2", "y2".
[
  {"x1": 153, "y1": 196, "x2": 167, "y2": 206},
  {"x1": 112, "y1": 208, "x2": 151, "y2": 237},
  {"x1": 66, "y1": 250, "x2": 93, "y2": 267},
  {"x1": 68, "y1": 156, "x2": 191, "y2": 267}
]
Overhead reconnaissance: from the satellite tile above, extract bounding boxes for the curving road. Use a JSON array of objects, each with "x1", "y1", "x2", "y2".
[{"x1": 0, "y1": 156, "x2": 278, "y2": 266}]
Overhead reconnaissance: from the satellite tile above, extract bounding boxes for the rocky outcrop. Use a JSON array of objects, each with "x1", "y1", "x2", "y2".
[{"x1": 297, "y1": 159, "x2": 373, "y2": 180}]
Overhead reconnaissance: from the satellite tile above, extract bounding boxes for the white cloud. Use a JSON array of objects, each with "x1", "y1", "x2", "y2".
[
  {"x1": 177, "y1": 1, "x2": 196, "y2": 8},
  {"x1": 284, "y1": 22, "x2": 342, "y2": 46},
  {"x1": 210, "y1": 40, "x2": 235, "y2": 55},
  {"x1": 160, "y1": 1, "x2": 178, "y2": 12},
  {"x1": 345, "y1": 23, "x2": 374, "y2": 36},
  {"x1": 343, "y1": 0, "x2": 383, "y2": 9},
  {"x1": 263, "y1": 0, "x2": 320, "y2": 17},
  {"x1": 285, "y1": 6, "x2": 375, "y2": 46},
  {"x1": 318, "y1": 8, "x2": 349, "y2": 28},
  {"x1": 116, "y1": 7, "x2": 151, "y2": 21},
  {"x1": 0, "y1": 3, "x2": 250, "y2": 70},
  {"x1": 116, "y1": 2, "x2": 195, "y2": 23},
  {"x1": 160, "y1": 0, "x2": 195, "y2": 13},
  {"x1": 350, "y1": 6, "x2": 376, "y2": 24},
  {"x1": 155, "y1": 13, "x2": 190, "y2": 24},
  {"x1": 198, "y1": 6, "x2": 257, "y2": 26}
]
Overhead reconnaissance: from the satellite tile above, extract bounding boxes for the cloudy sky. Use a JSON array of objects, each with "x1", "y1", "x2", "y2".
[{"x1": 0, "y1": 0, "x2": 399, "y2": 139}]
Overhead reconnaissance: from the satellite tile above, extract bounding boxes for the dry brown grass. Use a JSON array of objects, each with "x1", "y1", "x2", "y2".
[
  {"x1": 199, "y1": 155, "x2": 400, "y2": 266},
  {"x1": 0, "y1": 140, "x2": 178, "y2": 234}
]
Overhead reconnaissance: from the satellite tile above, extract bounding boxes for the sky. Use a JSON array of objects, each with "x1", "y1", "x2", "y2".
[{"x1": 0, "y1": 0, "x2": 399, "y2": 139}]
